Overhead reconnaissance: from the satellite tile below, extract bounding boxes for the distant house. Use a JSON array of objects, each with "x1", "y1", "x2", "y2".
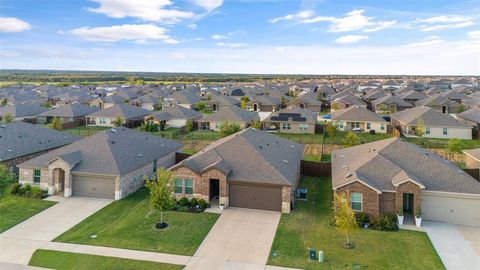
[
  {"x1": 198, "y1": 106, "x2": 259, "y2": 131},
  {"x1": 37, "y1": 104, "x2": 99, "y2": 125},
  {"x1": 205, "y1": 94, "x2": 240, "y2": 111},
  {"x1": 331, "y1": 94, "x2": 367, "y2": 111},
  {"x1": 170, "y1": 128, "x2": 304, "y2": 213},
  {"x1": 0, "y1": 122, "x2": 79, "y2": 173},
  {"x1": 263, "y1": 106, "x2": 317, "y2": 134},
  {"x1": 332, "y1": 106, "x2": 388, "y2": 133},
  {"x1": 456, "y1": 107, "x2": 480, "y2": 130},
  {"x1": 288, "y1": 92, "x2": 322, "y2": 112},
  {"x1": 144, "y1": 106, "x2": 202, "y2": 128},
  {"x1": 86, "y1": 104, "x2": 150, "y2": 127},
  {"x1": 89, "y1": 95, "x2": 126, "y2": 109},
  {"x1": 416, "y1": 95, "x2": 463, "y2": 114},
  {"x1": 172, "y1": 91, "x2": 202, "y2": 109},
  {"x1": 452, "y1": 78, "x2": 473, "y2": 89},
  {"x1": 464, "y1": 148, "x2": 480, "y2": 169},
  {"x1": 391, "y1": 106, "x2": 472, "y2": 139},
  {"x1": 371, "y1": 95, "x2": 413, "y2": 113},
  {"x1": 397, "y1": 90, "x2": 428, "y2": 105},
  {"x1": 249, "y1": 95, "x2": 280, "y2": 112},
  {"x1": 17, "y1": 128, "x2": 182, "y2": 199},
  {"x1": 332, "y1": 138, "x2": 480, "y2": 226},
  {"x1": 0, "y1": 103, "x2": 48, "y2": 121},
  {"x1": 131, "y1": 95, "x2": 161, "y2": 111}
]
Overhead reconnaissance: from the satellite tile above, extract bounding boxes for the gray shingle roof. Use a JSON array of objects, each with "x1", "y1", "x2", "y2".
[
  {"x1": 371, "y1": 95, "x2": 413, "y2": 108},
  {"x1": 332, "y1": 106, "x2": 387, "y2": 122},
  {"x1": 332, "y1": 138, "x2": 480, "y2": 194},
  {"x1": 200, "y1": 106, "x2": 259, "y2": 123},
  {"x1": 464, "y1": 148, "x2": 480, "y2": 161},
  {"x1": 18, "y1": 127, "x2": 183, "y2": 176},
  {"x1": 391, "y1": 106, "x2": 469, "y2": 127},
  {"x1": 265, "y1": 106, "x2": 317, "y2": 124},
  {"x1": 172, "y1": 128, "x2": 304, "y2": 186},
  {"x1": 457, "y1": 107, "x2": 480, "y2": 124},
  {"x1": 145, "y1": 106, "x2": 202, "y2": 122},
  {"x1": 38, "y1": 104, "x2": 100, "y2": 118},
  {"x1": 289, "y1": 92, "x2": 322, "y2": 105},
  {"x1": 86, "y1": 104, "x2": 150, "y2": 119},
  {"x1": 0, "y1": 122, "x2": 80, "y2": 162},
  {"x1": 0, "y1": 103, "x2": 49, "y2": 118}
]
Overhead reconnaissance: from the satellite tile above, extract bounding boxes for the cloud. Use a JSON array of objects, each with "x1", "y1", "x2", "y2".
[
  {"x1": 216, "y1": 42, "x2": 247, "y2": 48},
  {"x1": 187, "y1": 24, "x2": 197, "y2": 29},
  {"x1": 335, "y1": 35, "x2": 369, "y2": 44},
  {"x1": 0, "y1": 17, "x2": 31, "y2": 33},
  {"x1": 70, "y1": 24, "x2": 177, "y2": 43},
  {"x1": 211, "y1": 34, "x2": 228, "y2": 40},
  {"x1": 417, "y1": 15, "x2": 474, "y2": 31},
  {"x1": 407, "y1": 36, "x2": 445, "y2": 47},
  {"x1": 87, "y1": 0, "x2": 194, "y2": 22},
  {"x1": 190, "y1": 0, "x2": 223, "y2": 12},
  {"x1": 467, "y1": 30, "x2": 480, "y2": 39},
  {"x1": 271, "y1": 9, "x2": 396, "y2": 33}
]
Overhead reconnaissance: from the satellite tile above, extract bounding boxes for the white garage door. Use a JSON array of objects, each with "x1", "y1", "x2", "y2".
[{"x1": 422, "y1": 191, "x2": 480, "y2": 227}]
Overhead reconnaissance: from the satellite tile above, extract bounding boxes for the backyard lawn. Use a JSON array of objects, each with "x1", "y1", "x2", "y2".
[
  {"x1": 0, "y1": 196, "x2": 56, "y2": 233},
  {"x1": 54, "y1": 188, "x2": 219, "y2": 256},
  {"x1": 65, "y1": 126, "x2": 110, "y2": 136},
  {"x1": 268, "y1": 177, "x2": 444, "y2": 270},
  {"x1": 273, "y1": 131, "x2": 393, "y2": 145},
  {"x1": 405, "y1": 137, "x2": 480, "y2": 149},
  {"x1": 29, "y1": 249, "x2": 183, "y2": 270}
]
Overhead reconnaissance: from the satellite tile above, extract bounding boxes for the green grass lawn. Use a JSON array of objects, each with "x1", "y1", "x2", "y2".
[
  {"x1": 325, "y1": 131, "x2": 393, "y2": 145},
  {"x1": 274, "y1": 133, "x2": 325, "y2": 144},
  {"x1": 0, "y1": 196, "x2": 56, "y2": 233},
  {"x1": 65, "y1": 126, "x2": 110, "y2": 137},
  {"x1": 405, "y1": 137, "x2": 480, "y2": 149},
  {"x1": 29, "y1": 249, "x2": 183, "y2": 270},
  {"x1": 54, "y1": 188, "x2": 219, "y2": 256},
  {"x1": 268, "y1": 177, "x2": 444, "y2": 270},
  {"x1": 143, "y1": 128, "x2": 220, "y2": 141}
]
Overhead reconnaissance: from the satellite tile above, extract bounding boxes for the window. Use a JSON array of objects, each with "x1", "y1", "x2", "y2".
[
  {"x1": 380, "y1": 123, "x2": 385, "y2": 130},
  {"x1": 366, "y1": 123, "x2": 371, "y2": 129},
  {"x1": 174, "y1": 179, "x2": 183, "y2": 194},
  {"x1": 99, "y1": 118, "x2": 107, "y2": 124},
  {"x1": 299, "y1": 124, "x2": 308, "y2": 131},
  {"x1": 282, "y1": 123, "x2": 291, "y2": 130},
  {"x1": 351, "y1": 192, "x2": 362, "y2": 211},
  {"x1": 426, "y1": 127, "x2": 430, "y2": 135},
  {"x1": 185, "y1": 179, "x2": 193, "y2": 195},
  {"x1": 443, "y1": 128, "x2": 448, "y2": 135},
  {"x1": 33, "y1": 169, "x2": 41, "y2": 183}
]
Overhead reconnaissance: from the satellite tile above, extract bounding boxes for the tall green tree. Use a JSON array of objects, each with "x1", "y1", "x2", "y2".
[
  {"x1": 0, "y1": 164, "x2": 15, "y2": 198},
  {"x1": 326, "y1": 121, "x2": 338, "y2": 138},
  {"x1": 1, "y1": 98, "x2": 7, "y2": 106},
  {"x1": 219, "y1": 121, "x2": 241, "y2": 137},
  {"x1": 145, "y1": 168, "x2": 176, "y2": 228},
  {"x1": 333, "y1": 191, "x2": 358, "y2": 248},
  {"x1": 2, "y1": 113, "x2": 13, "y2": 124},
  {"x1": 446, "y1": 138, "x2": 464, "y2": 162},
  {"x1": 343, "y1": 132, "x2": 360, "y2": 147},
  {"x1": 415, "y1": 118, "x2": 425, "y2": 138},
  {"x1": 49, "y1": 117, "x2": 63, "y2": 131},
  {"x1": 251, "y1": 119, "x2": 262, "y2": 129},
  {"x1": 185, "y1": 119, "x2": 194, "y2": 133},
  {"x1": 112, "y1": 116, "x2": 124, "y2": 127}
]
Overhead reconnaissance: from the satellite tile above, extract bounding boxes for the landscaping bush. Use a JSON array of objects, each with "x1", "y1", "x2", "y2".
[
  {"x1": 19, "y1": 183, "x2": 32, "y2": 196},
  {"x1": 178, "y1": 197, "x2": 190, "y2": 207},
  {"x1": 370, "y1": 213, "x2": 398, "y2": 231},
  {"x1": 10, "y1": 183, "x2": 47, "y2": 199},
  {"x1": 30, "y1": 186, "x2": 44, "y2": 199},
  {"x1": 355, "y1": 212, "x2": 370, "y2": 227},
  {"x1": 10, "y1": 182, "x2": 22, "y2": 195},
  {"x1": 198, "y1": 199, "x2": 207, "y2": 209},
  {"x1": 190, "y1": 197, "x2": 198, "y2": 207}
]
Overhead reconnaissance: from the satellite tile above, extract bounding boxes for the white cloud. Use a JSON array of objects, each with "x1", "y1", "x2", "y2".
[
  {"x1": 0, "y1": 17, "x2": 31, "y2": 33},
  {"x1": 335, "y1": 35, "x2": 369, "y2": 44},
  {"x1": 190, "y1": 0, "x2": 223, "y2": 12},
  {"x1": 271, "y1": 9, "x2": 396, "y2": 33},
  {"x1": 407, "y1": 36, "x2": 445, "y2": 47},
  {"x1": 70, "y1": 24, "x2": 177, "y2": 44},
  {"x1": 88, "y1": 0, "x2": 194, "y2": 22},
  {"x1": 467, "y1": 30, "x2": 480, "y2": 39},
  {"x1": 211, "y1": 34, "x2": 228, "y2": 40},
  {"x1": 418, "y1": 15, "x2": 474, "y2": 31},
  {"x1": 217, "y1": 42, "x2": 247, "y2": 48},
  {"x1": 187, "y1": 23, "x2": 197, "y2": 29}
]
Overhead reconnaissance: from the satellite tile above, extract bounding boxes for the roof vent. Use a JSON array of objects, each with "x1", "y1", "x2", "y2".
[
  {"x1": 111, "y1": 129, "x2": 117, "y2": 133},
  {"x1": 111, "y1": 141, "x2": 115, "y2": 144},
  {"x1": 345, "y1": 173, "x2": 352, "y2": 178},
  {"x1": 340, "y1": 154, "x2": 345, "y2": 158},
  {"x1": 138, "y1": 154, "x2": 144, "y2": 157},
  {"x1": 63, "y1": 136, "x2": 68, "y2": 139},
  {"x1": 259, "y1": 145, "x2": 263, "y2": 149},
  {"x1": 424, "y1": 152, "x2": 429, "y2": 156},
  {"x1": 290, "y1": 145, "x2": 295, "y2": 148},
  {"x1": 7, "y1": 149, "x2": 12, "y2": 152},
  {"x1": 160, "y1": 144, "x2": 165, "y2": 147},
  {"x1": 0, "y1": 125, "x2": 5, "y2": 128},
  {"x1": 283, "y1": 159, "x2": 288, "y2": 163}
]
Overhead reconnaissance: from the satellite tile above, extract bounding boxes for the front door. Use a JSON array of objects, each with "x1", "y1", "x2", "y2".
[
  {"x1": 403, "y1": 193, "x2": 414, "y2": 214},
  {"x1": 209, "y1": 179, "x2": 220, "y2": 200}
]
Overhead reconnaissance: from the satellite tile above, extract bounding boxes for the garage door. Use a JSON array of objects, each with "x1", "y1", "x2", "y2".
[
  {"x1": 72, "y1": 174, "x2": 115, "y2": 199},
  {"x1": 229, "y1": 183, "x2": 282, "y2": 212},
  {"x1": 422, "y1": 192, "x2": 480, "y2": 227}
]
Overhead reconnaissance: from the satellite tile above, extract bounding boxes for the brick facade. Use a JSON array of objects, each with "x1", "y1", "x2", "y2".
[
  {"x1": 380, "y1": 192, "x2": 396, "y2": 213},
  {"x1": 395, "y1": 181, "x2": 422, "y2": 217},
  {"x1": 2, "y1": 148, "x2": 62, "y2": 174},
  {"x1": 336, "y1": 181, "x2": 380, "y2": 216}
]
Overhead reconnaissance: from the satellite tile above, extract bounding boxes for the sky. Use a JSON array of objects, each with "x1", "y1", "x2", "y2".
[{"x1": 0, "y1": 0, "x2": 479, "y2": 75}]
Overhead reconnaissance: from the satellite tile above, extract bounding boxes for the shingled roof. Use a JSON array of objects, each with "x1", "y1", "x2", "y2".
[
  {"x1": 199, "y1": 106, "x2": 259, "y2": 123},
  {"x1": 332, "y1": 138, "x2": 480, "y2": 194},
  {"x1": 18, "y1": 127, "x2": 182, "y2": 176},
  {"x1": 0, "y1": 103, "x2": 49, "y2": 118},
  {"x1": 145, "y1": 106, "x2": 202, "y2": 122},
  {"x1": 332, "y1": 106, "x2": 387, "y2": 122},
  {"x1": 38, "y1": 104, "x2": 99, "y2": 118},
  {"x1": 172, "y1": 128, "x2": 304, "y2": 186},
  {"x1": 391, "y1": 106, "x2": 469, "y2": 127},
  {"x1": 86, "y1": 104, "x2": 150, "y2": 119},
  {"x1": 0, "y1": 122, "x2": 80, "y2": 162}
]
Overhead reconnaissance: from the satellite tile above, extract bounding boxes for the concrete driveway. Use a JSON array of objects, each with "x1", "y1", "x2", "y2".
[
  {"x1": 185, "y1": 207, "x2": 281, "y2": 270},
  {"x1": 423, "y1": 221, "x2": 480, "y2": 270},
  {"x1": 0, "y1": 196, "x2": 111, "y2": 265}
]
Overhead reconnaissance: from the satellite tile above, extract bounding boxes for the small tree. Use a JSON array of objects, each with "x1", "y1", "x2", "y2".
[
  {"x1": 415, "y1": 118, "x2": 425, "y2": 138},
  {"x1": 49, "y1": 117, "x2": 63, "y2": 131},
  {"x1": 280, "y1": 96, "x2": 287, "y2": 109},
  {"x1": 43, "y1": 101, "x2": 54, "y2": 109},
  {"x1": 333, "y1": 191, "x2": 358, "y2": 249},
  {"x1": 326, "y1": 121, "x2": 338, "y2": 138},
  {"x1": 240, "y1": 99, "x2": 247, "y2": 109},
  {"x1": 112, "y1": 116, "x2": 124, "y2": 127},
  {"x1": 0, "y1": 164, "x2": 15, "y2": 197},
  {"x1": 331, "y1": 103, "x2": 341, "y2": 111},
  {"x1": 123, "y1": 99, "x2": 130, "y2": 104},
  {"x1": 194, "y1": 102, "x2": 207, "y2": 111},
  {"x1": 446, "y1": 138, "x2": 464, "y2": 162},
  {"x1": 185, "y1": 119, "x2": 194, "y2": 133},
  {"x1": 1, "y1": 98, "x2": 7, "y2": 106},
  {"x1": 457, "y1": 104, "x2": 466, "y2": 113},
  {"x1": 220, "y1": 121, "x2": 241, "y2": 137},
  {"x1": 145, "y1": 168, "x2": 176, "y2": 229},
  {"x1": 251, "y1": 119, "x2": 262, "y2": 129},
  {"x1": 2, "y1": 112, "x2": 13, "y2": 124},
  {"x1": 343, "y1": 132, "x2": 360, "y2": 147}
]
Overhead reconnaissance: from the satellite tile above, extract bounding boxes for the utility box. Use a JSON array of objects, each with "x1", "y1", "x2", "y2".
[
  {"x1": 309, "y1": 248, "x2": 317, "y2": 261},
  {"x1": 318, "y1": 250, "x2": 324, "y2": 263}
]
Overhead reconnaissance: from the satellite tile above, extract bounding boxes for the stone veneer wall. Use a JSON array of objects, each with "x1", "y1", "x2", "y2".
[{"x1": 18, "y1": 167, "x2": 49, "y2": 190}]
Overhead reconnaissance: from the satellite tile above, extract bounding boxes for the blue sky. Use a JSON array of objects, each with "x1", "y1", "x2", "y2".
[{"x1": 0, "y1": 0, "x2": 479, "y2": 75}]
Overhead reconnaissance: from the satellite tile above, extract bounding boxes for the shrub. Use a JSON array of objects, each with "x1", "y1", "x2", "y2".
[
  {"x1": 355, "y1": 212, "x2": 369, "y2": 226},
  {"x1": 190, "y1": 197, "x2": 198, "y2": 207},
  {"x1": 10, "y1": 182, "x2": 22, "y2": 195},
  {"x1": 30, "y1": 186, "x2": 44, "y2": 199},
  {"x1": 370, "y1": 213, "x2": 398, "y2": 231},
  {"x1": 198, "y1": 198, "x2": 207, "y2": 209},
  {"x1": 178, "y1": 197, "x2": 190, "y2": 207},
  {"x1": 19, "y1": 183, "x2": 32, "y2": 196}
]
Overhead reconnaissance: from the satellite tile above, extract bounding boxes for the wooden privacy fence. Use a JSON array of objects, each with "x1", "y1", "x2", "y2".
[
  {"x1": 175, "y1": 152, "x2": 192, "y2": 164},
  {"x1": 300, "y1": 160, "x2": 332, "y2": 177},
  {"x1": 464, "y1": 168, "x2": 480, "y2": 181}
]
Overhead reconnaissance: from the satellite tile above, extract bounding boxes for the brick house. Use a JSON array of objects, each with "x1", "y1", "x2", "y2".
[
  {"x1": 170, "y1": 128, "x2": 304, "y2": 213},
  {"x1": 332, "y1": 138, "x2": 480, "y2": 226}
]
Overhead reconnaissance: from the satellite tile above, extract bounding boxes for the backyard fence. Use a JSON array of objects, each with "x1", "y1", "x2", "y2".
[
  {"x1": 464, "y1": 168, "x2": 480, "y2": 181},
  {"x1": 300, "y1": 160, "x2": 332, "y2": 177},
  {"x1": 175, "y1": 152, "x2": 192, "y2": 164}
]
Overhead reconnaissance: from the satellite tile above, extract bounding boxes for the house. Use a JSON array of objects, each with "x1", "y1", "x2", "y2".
[
  {"x1": 397, "y1": 90, "x2": 428, "y2": 105},
  {"x1": 85, "y1": 104, "x2": 150, "y2": 127},
  {"x1": 0, "y1": 103, "x2": 48, "y2": 121},
  {"x1": 172, "y1": 91, "x2": 202, "y2": 109},
  {"x1": 170, "y1": 128, "x2": 304, "y2": 213},
  {"x1": 391, "y1": 106, "x2": 472, "y2": 139},
  {"x1": 371, "y1": 95, "x2": 413, "y2": 113},
  {"x1": 17, "y1": 128, "x2": 182, "y2": 199},
  {"x1": 452, "y1": 78, "x2": 473, "y2": 89},
  {"x1": 415, "y1": 95, "x2": 463, "y2": 114},
  {"x1": 332, "y1": 138, "x2": 480, "y2": 226},
  {"x1": 288, "y1": 92, "x2": 322, "y2": 112},
  {"x1": 331, "y1": 94, "x2": 367, "y2": 111},
  {"x1": 249, "y1": 95, "x2": 280, "y2": 113},
  {"x1": 332, "y1": 106, "x2": 388, "y2": 133},
  {"x1": 198, "y1": 106, "x2": 259, "y2": 131},
  {"x1": 89, "y1": 95, "x2": 126, "y2": 109},
  {"x1": 205, "y1": 94, "x2": 240, "y2": 111},
  {"x1": 263, "y1": 106, "x2": 317, "y2": 134},
  {"x1": 144, "y1": 106, "x2": 203, "y2": 128},
  {"x1": 456, "y1": 107, "x2": 480, "y2": 130},
  {"x1": 131, "y1": 95, "x2": 161, "y2": 111},
  {"x1": 0, "y1": 122, "x2": 79, "y2": 173},
  {"x1": 36, "y1": 104, "x2": 99, "y2": 125},
  {"x1": 464, "y1": 148, "x2": 480, "y2": 169}
]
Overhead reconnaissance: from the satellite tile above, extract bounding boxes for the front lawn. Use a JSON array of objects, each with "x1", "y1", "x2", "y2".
[
  {"x1": 268, "y1": 177, "x2": 444, "y2": 270},
  {"x1": 29, "y1": 249, "x2": 183, "y2": 270},
  {"x1": 65, "y1": 126, "x2": 110, "y2": 137},
  {"x1": 0, "y1": 196, "x2": 56, "y2": 233},
  {"x1": 54, "y1": 188, "x2": 219, "y2": 256}
]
